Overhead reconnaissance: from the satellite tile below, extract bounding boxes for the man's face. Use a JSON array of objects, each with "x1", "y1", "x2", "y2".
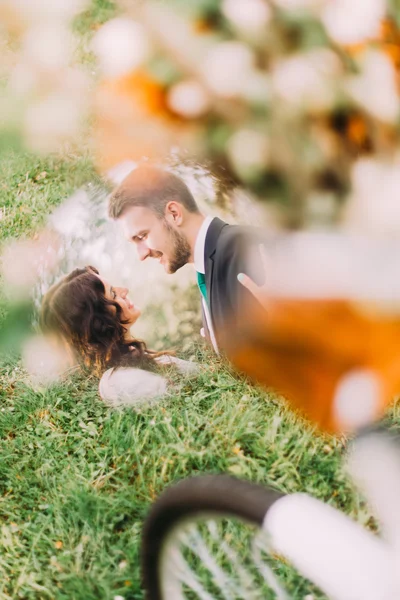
[{"x1": 118, "y1": 206, "x2": 191, "y2": 274}]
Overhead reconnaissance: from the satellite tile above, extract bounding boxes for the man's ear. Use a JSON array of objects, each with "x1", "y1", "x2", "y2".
[{"x1": 165, "y1": 201, "x2": 184, "y2": 226}]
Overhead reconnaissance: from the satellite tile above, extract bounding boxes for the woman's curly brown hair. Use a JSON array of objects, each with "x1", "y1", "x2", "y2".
[{"x1": 40, "y1": 266, "x2": 162, "y2": 374}]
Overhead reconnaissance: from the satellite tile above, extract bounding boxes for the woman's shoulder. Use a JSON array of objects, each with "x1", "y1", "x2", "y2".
[{"x1": 99, "y1": 366, "x2": 168, "y2": 407}]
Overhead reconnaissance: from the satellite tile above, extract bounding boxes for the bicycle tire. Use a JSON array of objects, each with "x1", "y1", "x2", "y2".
[
  {"x1": 141, "y1": 473, "x2": 398, "y2": 600},
  {"x1": 141, "y1": 474, "x2": 284, "y2": 600}
]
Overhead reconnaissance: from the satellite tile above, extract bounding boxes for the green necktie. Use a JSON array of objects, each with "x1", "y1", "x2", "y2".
[{"x1": 196, "y1": 271, "x2": 208, "y2": 304}]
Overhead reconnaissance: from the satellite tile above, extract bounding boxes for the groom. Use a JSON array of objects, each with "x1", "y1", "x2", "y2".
[{"x1": 108, "y1": 165, "x2": 265, "y2": 353}]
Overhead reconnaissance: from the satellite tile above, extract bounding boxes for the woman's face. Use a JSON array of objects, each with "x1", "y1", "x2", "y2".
[{"x1": 96, "y1": 274, "x2": 141, "y2": 326}]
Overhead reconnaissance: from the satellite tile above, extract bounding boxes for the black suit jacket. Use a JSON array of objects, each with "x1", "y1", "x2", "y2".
[{"x1": 202, "y1": 218, "x2": 265, "y2": 350}]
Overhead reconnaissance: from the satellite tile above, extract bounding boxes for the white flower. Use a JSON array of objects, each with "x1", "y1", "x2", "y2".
[
  {"x1": 271, "y1": 49, "x2": 340, "y2": 111},
  {"x1": 22, "y1": 334, "x2": 74, "y2": 388},
  {"x1": 24, "y1": 91, "x2": 85, "y2": 153},
  {"x1": 91, "y1": 18, "x2": 151, "y2": 78},
  {"x1": 167, "y1": 80, "x2": 210, "y2": 118},
  {"x1": 202, "y1": 42, "x2": 255, "y2": 98},
  {"x1": 346, "y1": 51, "x2": 399, "y2": 124},
  {"x1": 222, "y1": 0, "x2": 271, "y2": 35},
  {"x1": 21, "y1": 23, "x2": 72, "y2": 72},
  {"x1": 227, "y1": 129, "x2": 269, "y2": 176},
  {"x1": 322, "y1": 0, "x2": 386, "y2": 45},
  {"x1": 345, "y1": 157, "x2": 400, "y2": 234},
  {"x1": 13, "y1": 0, "x2": 87, "y2": 23},
  {"x1": 1, "y1": 232, "x2": 60, "y2": 296},
  {"x1": 333, "y1": 370, "x2": 382, "y2": 432},
  {"x1": 273, "y1": 0, "x2": 323, "y2": 8},
  {"x1": 242, "y1": 71, "x2": 271, "y2": 105},
  {"x1": 8, "y1": 62, "x2": 38, "y2": 96}
]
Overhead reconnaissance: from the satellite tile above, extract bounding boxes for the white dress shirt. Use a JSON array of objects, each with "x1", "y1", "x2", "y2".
[{"x1": 193, "y1": 216, "x2": 219, "y2": 353}]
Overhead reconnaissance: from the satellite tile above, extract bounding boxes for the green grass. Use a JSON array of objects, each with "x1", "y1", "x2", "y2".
[
  {"x1": 0, "y1": 1, "x2": 398, "y2": 598},
  {"x1": 0, "y1": 356, "x2": 360, "y2": 599},
  {"x1": 73, "y1": 0, "x2": 119, "y2": 66},
  {"x1": 0, "y1": 150, "x2": 100, "y2": 245}
]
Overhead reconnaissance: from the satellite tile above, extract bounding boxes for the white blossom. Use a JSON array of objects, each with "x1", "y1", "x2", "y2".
[
  {"x1": 222, "y1": 0, "x2": 271, "y2": 34},
  {"x1": 91, "y1": 18, "x2": 151, "y2": 78},
  {"x1": 1, "y1": 232, "x2": 60, "y2": 296},
  {"x1": 322, "y1": 0, "x2": 386, "y2": 45},
  {"x1": 227, "y1": 129, "x2": 270, "y2": 175},
  {"x1": 345, "y1": 157, "x2": 400, "y2": 234},
  {"x1": 346, "y1": 51, "x2": 399, "y2": 124},
  {"x1": 24, "y1": 90, "x2": 85, "y2": 153},
  {"x1": 272, "y1": 49, "x2": 340, "y2": 111},
  {"x1": 273, "y1": 0, "x2": 323, "y2": 8},
  {"x1": 12, "y1": 0, "x2": 87, "y2": 23},
  {"x1": 22, "y1": 335, "x2": 75, "y2": 388},
  {"x1": 333, "y1": 370, "x2": 382, "y2": 432},
  {"x1": 202, "y1": 42, "x2": 255, "y2": 98},
  {"x1": 21, "y1": 23, "x2": 72, "y2": 72},
  {"x1": 167, "y1": 80, "x2": 210, "y2": 118}
]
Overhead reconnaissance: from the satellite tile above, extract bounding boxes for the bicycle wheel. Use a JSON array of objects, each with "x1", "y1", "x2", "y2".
[
  {"x1": 142, "y1": 474, "x2": 289, "y2": 600},
  {"x1": 141, "y1": 474, "x2": 396, "y2": 600}
]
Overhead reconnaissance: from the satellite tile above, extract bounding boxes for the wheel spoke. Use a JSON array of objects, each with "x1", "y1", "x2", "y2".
[{"x1": 161, "y1": 517, "x2": 292, "y2": 599}]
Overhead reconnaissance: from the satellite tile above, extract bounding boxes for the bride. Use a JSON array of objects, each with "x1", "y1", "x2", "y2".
[{"x1": 40, "y1": 265, "x2": 198, "y2": 406}]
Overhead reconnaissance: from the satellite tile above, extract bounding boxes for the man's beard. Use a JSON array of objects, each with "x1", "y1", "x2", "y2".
[{"x1": 164, "y1": 221, "x2": 191, "y2": 274}]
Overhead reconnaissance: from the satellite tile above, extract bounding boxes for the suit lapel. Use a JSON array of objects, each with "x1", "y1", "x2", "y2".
[{"x1": 204, "y1": 217, "x2": 227, "y2": 318}]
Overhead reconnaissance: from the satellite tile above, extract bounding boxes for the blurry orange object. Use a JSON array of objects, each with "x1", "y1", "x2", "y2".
[
  {"x1": 93, "y1": 70, "x2": 200, "y2": 173},
  {"x1": 225, "y1": 298, "x2": 400, "y2": 435},
  {"x1": 222, "y1": 234, "x2": 400, "y2": 435},
  {"x1": 347, "y1": 115, "x2": 368, "y2": 147},
  {"x1": 344, "y1": 17, "x2": 400, "y2": 85}
]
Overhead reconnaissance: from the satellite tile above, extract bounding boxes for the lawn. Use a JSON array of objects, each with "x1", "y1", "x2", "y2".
[{"x1": 0, "y1": 1, "x2": 397, "y2": 599}]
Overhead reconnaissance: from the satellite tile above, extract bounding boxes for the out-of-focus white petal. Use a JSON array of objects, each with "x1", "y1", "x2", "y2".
[
  {"x1": 242, "y1": 71, "x2": 271, "y2": 105},
  {"x1": 346, "y1": 51, "x2": 399, "y2": 124},
  {"x1": 22, "y1": 334, "x2": 75, "y2": 388},
  {"x1": 322, "y1": 0, "x2": 386, "y2": 45},
  {"x1": 13, "y1": 0, "x2": 88, "y2": 23},
  {"x1": 8, "y1": 62, "x2": 38, "y2": 95},
  {"x1": 91, "y1": 18, "x2": 151, "y2": 77},
  {"x1": 167, "y1": 80, "x2": 210, "y2": 118},
  {"x1": 21, "y1": 23, "x2": 72, "y2": 71},
  {"x1": 24, "y1": 91, "x2": 85, "y2": 153},
  {"x1": 273, "y1": 0, "x2": 323, "y2": 8},
  {"x1": 227, "y1": 129, "x2": 270, "y2": 176},
  {"x1": 222, "y1": 0, "x2": 271, "y2": 35},
  {"x1": 333, "y1": 369, "x2": 382, "y2": 431},
  {"x1": 271, "y1": 49, "x2": 340, "y2": 111},
  {"x1": 202, "y1": 42, "x2": 255, "y2": 98},
  {"x1": 345, "y1": 157, "x2": 400, "y2": 234},
  {"x1": 1, "y1": 232, "x2": 60, "y2": 297}
]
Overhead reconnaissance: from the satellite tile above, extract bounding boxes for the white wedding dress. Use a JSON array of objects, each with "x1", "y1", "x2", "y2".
[{"x1": 98, "y1": 355, "x2": 199, "y2": 408}]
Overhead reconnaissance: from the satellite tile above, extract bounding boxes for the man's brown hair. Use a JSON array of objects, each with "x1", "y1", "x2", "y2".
[{"x1": 108, "y1": 165, "x2": 200, "y2": 219}]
